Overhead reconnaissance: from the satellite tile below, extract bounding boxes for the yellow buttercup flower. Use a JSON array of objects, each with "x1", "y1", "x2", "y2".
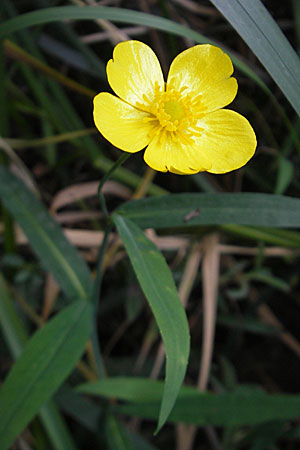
[{"x1": 93, "y1": 40, "x2": 256, "y2": 175}]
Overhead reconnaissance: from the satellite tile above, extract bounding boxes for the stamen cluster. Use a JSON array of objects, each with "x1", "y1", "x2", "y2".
[{"x1": 137, "y1": 82, "x2": 204, "y2": 145}]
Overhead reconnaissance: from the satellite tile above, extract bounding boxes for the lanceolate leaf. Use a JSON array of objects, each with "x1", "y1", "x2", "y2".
[
  {"x1": 209, "y1": 0, "x2": 300, "y2": 118},
  {"x1": 76, "y1": 377, "x2": 197, "y2": 402},
  {"x1": 116, "y1": 193, "x2": 300, "y2": 229},
  {"x1": 0, "y1": 166, "x2": 92, "y2": 300},
  {"x1": 112, "y1": 214, "x2": 190, "y2": 433},
  {"x1": 115, "y1": 392, "x2": 300, "y2": 426},
  {"x1": 0, "y1": 300, "x2": 92, "y2": 450},
  {"x1": 77, "y1": 377, "x2": 300, "y2": 427}
]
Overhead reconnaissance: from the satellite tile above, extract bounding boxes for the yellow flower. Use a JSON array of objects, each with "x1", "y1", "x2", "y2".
[{"x1": 93, "y1": 41, "x2": 256, "y2": 175}]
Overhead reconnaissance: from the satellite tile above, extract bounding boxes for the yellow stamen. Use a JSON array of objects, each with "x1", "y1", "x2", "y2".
[{"x1": 139, "y1": 85, "x2": 205, "y2": 144}]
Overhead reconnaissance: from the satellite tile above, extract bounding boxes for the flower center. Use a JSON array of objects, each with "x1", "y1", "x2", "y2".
[
  {"x1": 138, "y1": 82, "x2": 205, "y2": 144},
  {"x1": 163, "y1": 100, "x2": 184, "y2": 122}
]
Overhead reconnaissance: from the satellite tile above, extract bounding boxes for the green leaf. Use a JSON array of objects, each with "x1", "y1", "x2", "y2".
[
  {"x1": 76, "y1": 377, "x2": 300, "y2": 426},
  {"x1": 64, "y1": 380, "x2": 159, "y2": 450},
  {"x1": 0, "y1": 274, "x2": 78, "y2": 450},
  {"x1": 116, "y1": 193, "x2": 300, "y2": 229},
  {"x1": 115, "y1": 394, "x2": 300, "y2": 426},
  {"x1": 209, "y1": 0, "x2": 300, "y2": 118},
  {"x1": 76, "y1": 377, "x2": 196, "y2": 402},
  {"x1": 0, "y1": 166, "x2": 92, "y2": 300},
  {"x1": 112, "y1": 215, "x2": 190, "y2": 433},
  {"x1": 0, "y1": 300, "x2": 92, "y2": 450}
]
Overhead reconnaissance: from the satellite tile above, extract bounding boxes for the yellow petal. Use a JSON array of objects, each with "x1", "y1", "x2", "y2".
[
  {"x1": 143, "y1": 133, "x2": 211, "y2": 174},
  {"x1": 167, "y1": 44, "x2": 237, "y2": 113},
  {"x1": 93, "y1": 92, "x2": 153, "y2": 152},
  {"x1": 190, "y1": 109, "x2": 257, "y2": 174},
  {"x1": 107, "y1": 40, "x2": 164, "y2": 109}
]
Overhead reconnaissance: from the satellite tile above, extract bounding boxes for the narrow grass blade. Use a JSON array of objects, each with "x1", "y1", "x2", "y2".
[
  {"x1": 116, "y1": 193, "x2": 300, "y2": 229},
  {"x1": 0, "y1": 273, "x2": 27, "y2": 358},
  {"x1": 76, "y1": 377, "x2": 196, "y2": 401},
  {"x1": 57, "y1": 385, "x2": 159, "y2": 450},
  {"x1": 0, "y1": 166, "x2": 92, "y2": 300},
  {"x1": 115, "y1": 392, "x2": 300, "y2": 426},
  {"x1": 105, "y1": 414, "x2": 133, "y2": 450},
  {"x1": 6, "y1": 128, "x2": 97, "y2": 149},
  {"x1": 221, "y1": 225, "x2": 300, "y2": 248},
  {"x1": 77, "y1": 377, "x2": 300, "y2": 426},
  {"x1": 209, "y1": 0, "x2": 300, "y2": 117},
  {"x1": 0, "y1": 300, "x2": 92, "y2": 450},
  {"x1": 112, "y1": 214, "x2": 190, "y2": 432},
  {"x1": 274, "y1": 156, "x2": 293, "y2": 195},
  {"x1": 4, "y1": 39, "x2": 96, "y2": 97},
  {"x1": 55, "y1": 385, "x2": 102, "y2": 432},
  {"x1": 38, "y1": 402, "x2": 78, "y2": 450}
]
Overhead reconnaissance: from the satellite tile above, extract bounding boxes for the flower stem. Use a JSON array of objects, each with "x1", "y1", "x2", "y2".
[
  {"x1": 97, "y1": 152, "x2": 131, "y2": 220},
  {"x1": 90, "y1": 224, "x2": 111, "y2": 378},
  {"x1": 91, "y1": 152, "x2": 131, "y2": 377}
]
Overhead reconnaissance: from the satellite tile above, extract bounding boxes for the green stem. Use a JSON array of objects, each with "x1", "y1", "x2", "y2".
[
  {"x1": 91, "y1": 153, "x2": 131, "y2": 377},
  {"x1": 97, "y1": 153, "x2": 131, "y2": 220},
  {"x1": 90, "y1": 224, "x2": 111, "y2": 378}
]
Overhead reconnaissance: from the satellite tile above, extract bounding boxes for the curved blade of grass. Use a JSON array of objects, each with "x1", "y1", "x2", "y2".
[
  {"x1": 116, "y1": 193, "x2": 300, "y2": 229},
  {"x1": 5, "y1": 6, "x2": 299, "y2": 148},
  {"x1": 2, "y1": 6, "x2": 300, "y2": 150},
  {"x1": 0, "y1": 300, "x2": 92, "y2": 450},
  {"x1": 57, "y1": 385, "x2": 159, "y2": 450},
  {"x1": 112, "y1": 214, "x2": 190, "y2": 433},
  {"x1": 77, "y1": 377, "x2": 300, "y2": 426},
  {"x1": 0, "y1": 5, "x2": 267, "y2": 91},
  {"x1": 0, "y1": 166, "x2": 92, "y2": 300},
  {"x1": 209, "y1": 0, "x2": 300, "y2": 118}
]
